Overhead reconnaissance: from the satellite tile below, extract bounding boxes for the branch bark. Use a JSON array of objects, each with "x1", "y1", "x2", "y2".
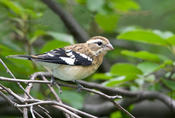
[{"x1": 41, "y1": 0, "x2": 89, "y2": 42}]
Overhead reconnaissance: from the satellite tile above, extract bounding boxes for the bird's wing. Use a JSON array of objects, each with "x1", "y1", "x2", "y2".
[{"x1": 27, "y1": 48, "x2": 93, "y2": 66}]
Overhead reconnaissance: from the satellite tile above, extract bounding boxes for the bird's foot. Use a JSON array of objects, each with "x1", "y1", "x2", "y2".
[
  {"x1": 51, "y1": 76, "x2": 62, "y2": 94},
  {"x1": 51, "y1": 76, "x2": 56, "y2": 85},
  {"x1": 74, "y1": 80, "x2": 84, "y2": 92}
]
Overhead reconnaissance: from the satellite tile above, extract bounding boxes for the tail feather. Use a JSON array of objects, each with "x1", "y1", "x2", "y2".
[{"x1": 7, "y1": 55, "x2": 33, "y2": 60}]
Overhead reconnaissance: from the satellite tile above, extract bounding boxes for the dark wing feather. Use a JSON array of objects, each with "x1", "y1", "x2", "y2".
[{"x1": 30, "y1": 48, "x2": 93, "y2": 66}]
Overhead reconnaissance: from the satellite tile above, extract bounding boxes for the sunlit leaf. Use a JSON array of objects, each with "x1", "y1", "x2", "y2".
[
  {"x1": 110, "y1": 111, "x2": 122, "y2": 118},
  {"x1": 110, "y1": 63, "x2": 142, "y2": 76},
  {"x1": 111, "y1": 0, "x2": 140, "y2": 12},
  {"x1": 92, "y1": 73, "x2": 112, "y2": 80},
  {"x1": 76, "y1": 0, "x2": 86, "y2": 4},
  {"x1": 155, "y1": 60, "x2": 173, "y2": 71},
  {"x1": 121, "y1": 50, "x2": 162, "y2": 62},
  {"x1": 47, "y1": 32, "x2": 74, "y2": 44},
  {"x1": 145, "y1": 75, "x2": 155, "y2": 82},
  {"x1": 153, "y1": 30, "x2": 173, "y2": 39},
  {"x1": 103, "y1": 75, "x2": 136, "y2": 87},
  {"x1": 137, "y1": 62, "x2": 159, "y2": 75},
  {"x1": 0, "y1": 0, "x2": 24, "y2": 17},
  {"x1": 166, "y1": 35, "x2": 175, "y2": 46},
  {"x1": 87, "y1": 0, "x2": 104, "y2": 12},
  {"x1": 117, "y1": 29, "x2": 168, "y2": 46},
  {"x1": 24, "y1": 9, "x2": 43, "y2": 18}
]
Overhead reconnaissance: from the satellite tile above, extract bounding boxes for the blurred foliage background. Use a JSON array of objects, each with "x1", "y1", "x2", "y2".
[{"x1": 1, "y1": 0, "x2": 175, "y2": 118}]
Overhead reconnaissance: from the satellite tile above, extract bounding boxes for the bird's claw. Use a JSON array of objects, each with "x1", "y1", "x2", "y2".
[{"x1": 74, "y1": 80, "x2": 84, "y2": 92}]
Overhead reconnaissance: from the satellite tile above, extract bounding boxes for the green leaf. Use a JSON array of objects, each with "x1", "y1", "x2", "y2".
[
  {"x1": 155, "y1": 60, "x2": 173, "y2": 71},
  {"x1": 59, "y1": 90, "x2": 84, "y2": 109},
  {"x1": 145, "y1": 75, "x2": 155, "y2": 82},
  {"x1": 161, "y1": 79, "x2": 175, "y2": 91},
  {"x1": 0, "y1": 0, "x2": 24, "y2": 17},
  {"x1": 166, "y1": 35, "x2": 175, "y2": 46},
  {"x1": 24, "y1": 9, "x2": 43, "y2": 18},
  {"x1": 95, "y1": 13, "x2": 119, "y2": 32},
  {"x1": 137, "y1": 62, "x2": 159, "y2": 75},
  {"x1": 76, "y1": 0, "x2": 86, "y2": 4},
  {"x1": 30, "y1": 29, "x2": 46, "y2": 44},
  {"x1": 110, "y1": 111, "x2": 122, "y2": 118},
  {"x1": 5, "y1": 59, "x2": 35, "y2": 78},
  {"x1": 148, "y1": 83, "x2": 162, "y2": 91},
  {"x1": 41, "y1": 40, "x2": 69, "y2": 53},
  {"x1": 0, "y1": 0, "x2": 42, "y2": 19},
  {"x1": 31, "y1": 90, "x2": 44, "y2": 99},
  {"x1": 110, "y1": 63, "x2": 142, "y2": 76},
  {"x1": 47, "y1": 32, "x2": 74, "y2": 44},
  {"x1": 111, "y1": 0, "x2": 140, "y2": 12},
  {"x1": 121, "y1": 50, "x2": 162, "y2": 62},
  {"x1": 153, "y1": 30, "x2": 173, "y2": 39},
  {"x1": 92, "y1": 73, "x2": 112, "y2": 80},
  {"x1": 0, "y1": 39, "x2": 22, "y2": 52},
  {"x1": 117, "y1": 29, "x2": 168, "y2": 46},
  {"x1": 103, "y1": 75, "x2": 136, "y2": 87},
  {"x1": 87, "y1": 0, "x2": 105, "y2": 12}
]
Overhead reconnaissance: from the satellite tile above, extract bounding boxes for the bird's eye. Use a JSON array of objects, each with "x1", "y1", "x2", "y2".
[{"x1": 97, "y1": 42, "x2": 102, "y2": 46}]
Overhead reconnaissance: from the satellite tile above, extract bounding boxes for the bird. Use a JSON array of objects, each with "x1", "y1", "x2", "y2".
[{"x1": 8, "y1": 36, "x2": 114, "y2": 81}]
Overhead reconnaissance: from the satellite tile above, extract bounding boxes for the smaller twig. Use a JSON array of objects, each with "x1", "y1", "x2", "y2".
[
  {"x1": 33, "y1": 110, "x2": 45, "y2": 118},
  {"x1": 112, "y1": 101, "x2": 135, "y2": 118},
  {"x1": 0, "y1": 76, "x2": 51, "y2": 84},
  {"x1": 30, "y1": 106, "x2": 36, "y2": 118},
  {"x1": 35, "y1": 105, "x2": 53, "y2": 118},
  {"x1": 24, "y1": 71, "x2": 35, "y2": 118},
  {"x1": 17, "y1": 101, "x2": 81, "y2": 118},
  {"x1": 42, "y1": 76, "x2": 62, "y2": 102},
  {"x1": 38, "y1": 105, "x2": 50, "y2": 114},
  {"x1": 54, "y1": 82, "x2": 135, "y2": 118},
  {"x1": 23, "y1": 107, "x2": 28, "y2": 118},
  {"x1": 31, "y1": 74, "x2": 70, "y2": 118},
  {"x1": 0, "y1": 91, "x2": 23, "y2": 113},
  {"x1": 52, "y1": 105, "x2": 81, "y2": 118},
  {"x1": 0, "y1": 83, "x2": 25, "y2": 102},
  {"x1": 16, "y1": 101, "x2": 97, "y2": 118},
  {"x1": 0, "y1": 59, "x2": 31, "y2": 98},
  {"x1": 82, "y1": 87, "x2": 122, "y2": 99},
  {"x1": 29, "y1": 73, "x2": 52, "y2": 118},
  {"x1": 41, "y1": 76, "x2": 73, "y2": 118},
  {"x1": 79, "y1": 87, "x2": 134, "y2": 118}
]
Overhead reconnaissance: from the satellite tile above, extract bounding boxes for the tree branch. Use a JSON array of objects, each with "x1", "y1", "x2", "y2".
[{"x1": 41, "y1": 0, "x2": 89, "y2": 42}]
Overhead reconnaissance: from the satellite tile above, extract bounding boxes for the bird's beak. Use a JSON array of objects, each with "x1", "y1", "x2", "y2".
[{"x1": 106, "y1": 43, "x2": 114, "y2": 50}]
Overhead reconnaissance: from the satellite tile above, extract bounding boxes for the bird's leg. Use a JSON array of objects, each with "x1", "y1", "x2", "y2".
[
  {"x1": 51, "y1": 76, "x2": 62, "y2": 94},
  {"x1": 74, "y1": 80, "x2": 84, "y2": 92},
  {"x1": 50, "y1": 75, "x2": 56, "y2": 85}
]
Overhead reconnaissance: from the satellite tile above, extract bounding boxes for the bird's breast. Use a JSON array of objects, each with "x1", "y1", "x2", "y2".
[{"x1": 52, "y1": 64, "x2": 98, "y2": 81}]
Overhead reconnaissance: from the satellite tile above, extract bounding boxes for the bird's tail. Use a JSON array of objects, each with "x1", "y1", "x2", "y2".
[{"x1": 7, "y1": 55, "x2": 33, "y2": 60}]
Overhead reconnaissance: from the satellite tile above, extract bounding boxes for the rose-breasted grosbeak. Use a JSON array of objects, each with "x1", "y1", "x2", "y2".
[{"x1": 9, "y1": 36, "x2": 113, "y2": 81}]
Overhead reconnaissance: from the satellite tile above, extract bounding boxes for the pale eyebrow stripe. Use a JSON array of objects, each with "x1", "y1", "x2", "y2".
[{"x1": 86, "y1": 39, "x2": 103, "y2": 43}]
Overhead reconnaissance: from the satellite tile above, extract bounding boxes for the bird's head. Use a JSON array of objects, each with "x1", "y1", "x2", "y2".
[{"x1": 86, "y1": 36, "x2": 114, "y2": 56}]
